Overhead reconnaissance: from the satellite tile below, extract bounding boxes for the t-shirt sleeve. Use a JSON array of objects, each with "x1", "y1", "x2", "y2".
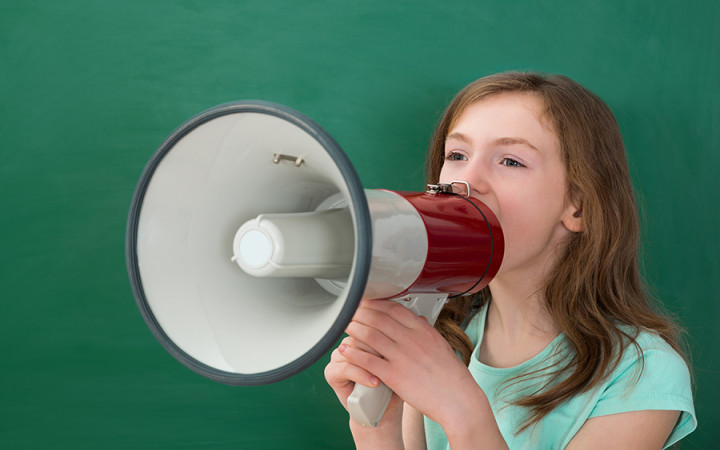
[{"x1": 588, "y1": 333, "x2": 696, "y2": 448}]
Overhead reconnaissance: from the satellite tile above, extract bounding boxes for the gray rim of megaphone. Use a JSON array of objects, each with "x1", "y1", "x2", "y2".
[{"x1": 125, "y1": 100, "x2": 372, "y2": 386}]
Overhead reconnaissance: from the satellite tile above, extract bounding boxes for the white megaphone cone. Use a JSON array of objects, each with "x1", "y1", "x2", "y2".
[{"x1": 126, "y1": 101, "x2": 503, "y2": 427}]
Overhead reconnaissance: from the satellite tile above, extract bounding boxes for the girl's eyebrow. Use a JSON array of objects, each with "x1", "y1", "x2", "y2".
[
  {"x1": 446, "y1": 132, "x2": 472, "y2": 144},
  {"x1": 446, "y1": 132, "x2": 540, "y2": 152},
  {"x1": 492, "y1": 136, "x2": 540, "y2": 152}
]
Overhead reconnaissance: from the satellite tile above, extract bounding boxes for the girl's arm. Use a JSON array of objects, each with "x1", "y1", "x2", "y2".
[
  {"x1": 347, "y1": 395, "x2": 406, "y2": 450},
  {"x1": 567, "y1": 410, "x2": 680, "y2": 449},
  {"x1": 402, "y1": 403, "x2": 426, "y2": 450}
]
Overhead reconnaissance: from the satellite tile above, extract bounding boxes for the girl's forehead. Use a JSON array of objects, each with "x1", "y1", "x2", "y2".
[
  {"x1": 451, "y1": 92, "x2": 550, "y2": 127},
  {"x1": 448, "y1": 92, "x2": 559, "y2": 144}
]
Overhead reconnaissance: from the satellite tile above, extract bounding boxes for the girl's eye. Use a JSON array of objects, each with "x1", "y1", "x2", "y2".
[
  {"x1": 445, "y1": 151, "x2": 467, "y2": 161},
  {"x1": 501, "y1": 158, "x2": 525, "y2": 168}
]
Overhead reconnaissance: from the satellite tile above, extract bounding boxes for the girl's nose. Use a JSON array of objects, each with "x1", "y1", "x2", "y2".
[
  {"x1": 440, "y1": 159, "x2": 491, "y2": 197},
  {"x1": 472, "y1": 177, "x2": 491, "y2": 196},
  {"x1": 457, "y1": 166, "x2": 491, "y2": 197}
]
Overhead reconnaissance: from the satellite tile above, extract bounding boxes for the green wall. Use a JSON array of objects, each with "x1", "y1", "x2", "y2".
[{"x1": 1, "y1": 1, "x2": 717, "y2": 448}]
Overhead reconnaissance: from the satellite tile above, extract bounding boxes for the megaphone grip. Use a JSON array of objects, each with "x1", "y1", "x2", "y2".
[{"x1": 347, "y1": 382, "x2": 394, "y2": 428}]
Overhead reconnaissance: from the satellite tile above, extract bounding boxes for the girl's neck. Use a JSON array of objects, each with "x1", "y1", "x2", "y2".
[
  {"x1": 487, "y1": 283, "x2": 556, "y2": 338},
  {"x1": 479, "y1": 278, "x2": 559, "y2": 368},
  {"x1": 485, "y1": 240, "x2": 567, "y2": 342}
]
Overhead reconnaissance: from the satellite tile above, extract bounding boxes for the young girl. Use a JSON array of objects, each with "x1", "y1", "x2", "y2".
[{"x1": 324, "y1": 72, "x2": 696, "y2": 449}]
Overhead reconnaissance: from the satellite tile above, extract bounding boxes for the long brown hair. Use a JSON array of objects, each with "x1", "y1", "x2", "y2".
[{"x1": 428, "y1": 72, "x2": 686, "y2": 430}]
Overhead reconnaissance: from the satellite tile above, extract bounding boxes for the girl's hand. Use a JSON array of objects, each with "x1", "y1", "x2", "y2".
[
  {"x1": 325, "y1": 334, "x2": 381, "y2": 411},
  {"x1": 338, "y1": 299, "x2": 470, "y2": 423},
  {"x1": 340, "y1": 299, "x2": 507, "y2": 449}
]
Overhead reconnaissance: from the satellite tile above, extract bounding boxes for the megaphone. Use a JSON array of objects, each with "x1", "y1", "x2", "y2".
[{"x1": 126, "y1": 101, "x2": 504, "y2": 427}]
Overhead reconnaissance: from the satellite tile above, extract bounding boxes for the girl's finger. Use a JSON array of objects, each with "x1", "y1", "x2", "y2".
[
  {"x1": 345, "y1": 319, "x2": 397, "y2": 359},
  {"x1": 336, "y1": 339, "x2": 389, "y2": 380},
  {"x1": 340, "y1": 335, "x2": 381, "y2": 357},
  {"x1": 359, "y1": 298, "x2": 436, "y2": 330},
  {"x1": 325, "y1": 349, "x2": 381, "y2": 389}
]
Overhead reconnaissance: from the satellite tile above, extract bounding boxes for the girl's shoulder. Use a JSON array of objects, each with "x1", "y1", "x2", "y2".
[
  {"x1": 460, "y1": 309, "x2": 696, "y2": 448},
  {"x1": 590, "y1": 328, "x2": 696, "y2": 447},
  {"x1": 614, "y1": 327, "x2": 688, "y2": 380}
]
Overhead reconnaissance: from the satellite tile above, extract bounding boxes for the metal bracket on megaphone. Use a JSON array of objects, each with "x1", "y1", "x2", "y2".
[
  {"x1": 426, "y1": 180, "x2": 471, "y2": 197},
  {"x1": 346, "y1": 293, "x2": 449, "y2": 428},
  {"x1": 272, "y1": 153, "x2": 305, "y2": 167}
]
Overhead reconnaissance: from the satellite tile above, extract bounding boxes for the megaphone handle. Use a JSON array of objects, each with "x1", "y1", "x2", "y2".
[
  {"x1": 347, "y1": 382, "x2": 394, "y2": 427},
  {"x1": 346, "y1": 293, "x2": 449, "y2": 427}
]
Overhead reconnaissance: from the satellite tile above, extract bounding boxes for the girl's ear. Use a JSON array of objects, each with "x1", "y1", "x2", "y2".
[{"x1": 562, "y1": 197, "x2": 584, "y2": 233}]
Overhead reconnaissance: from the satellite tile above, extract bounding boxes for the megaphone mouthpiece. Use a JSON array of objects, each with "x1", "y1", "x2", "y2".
[{"x1": 232, "y1": 208, "x2": 354, "y2": 279}]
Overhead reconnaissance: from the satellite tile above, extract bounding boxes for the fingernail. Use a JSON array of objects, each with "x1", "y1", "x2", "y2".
[
  {"x1": 338, "y1": 344, "x2": 347, "y2": 353},
  {"x1": 370, "y1": 376, "x2": 380, "y2": 386}
]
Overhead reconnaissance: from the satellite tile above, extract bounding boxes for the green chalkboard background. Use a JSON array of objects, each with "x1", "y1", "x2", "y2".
[{"x1": 1, "y1": 1, "x2": 717, "y2": 448}]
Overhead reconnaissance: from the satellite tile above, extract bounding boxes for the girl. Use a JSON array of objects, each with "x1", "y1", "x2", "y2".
[{"x1": 325, "y1": 72, "x2": 696, "y2": 449}]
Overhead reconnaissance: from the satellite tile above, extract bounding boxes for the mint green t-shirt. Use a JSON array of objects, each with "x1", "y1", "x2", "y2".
[{"x1": 424, "y1": 303, "x2": 696, "y2": 449}]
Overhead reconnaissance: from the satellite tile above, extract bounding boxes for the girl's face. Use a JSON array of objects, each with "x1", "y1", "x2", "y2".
[{"x1": 439, "y1": 92, "x2": 582, "y2": 284}]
